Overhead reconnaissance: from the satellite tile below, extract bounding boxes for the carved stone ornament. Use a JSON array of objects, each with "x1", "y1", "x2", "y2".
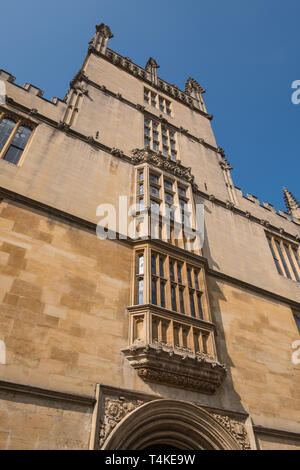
[
  {"x1": 131, "y1": 147, "x2": 195, "y2": 184},
  {"x1": 95, "y1": 23, "x2": 114, "y2": 39},
  {"x1": 212, "y1": 414, "x2": 251, "y2": 450},
  {"x1": 185, "y1": 77, "x2": 205, "y2": 95},
  {"x1": 99, "y1": 397, "x2": 144, "y2": 448},
  {"x1": 145, "y1": 57, "x2": 160, "y2": 71},
  {"x1": 70, "y1": 70, "x2": 88, "y2": 90},
  {"x1": 219, "y1": 157, "x2": 233, "y2": 171},
  {"x1": 122, "y1": 343, "x2": 227, "y2": 395},
  {"x1": 57, "y1": 121, "x2": 70, "y2": 132},
  {"x1": 226, "y1": 201, "x2": 235, "y2": 210},
  {"x1": 111, "y1": 147, "x2": 124, "y2": 158}
]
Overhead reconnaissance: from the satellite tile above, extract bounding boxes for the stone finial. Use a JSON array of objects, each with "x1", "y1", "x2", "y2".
[
  {"x1": 91, "y1": 23, "x2": 114, "y2": 54},
  {"x1": 185, "y1": 77, "x2": 206, "y2": 112},
  {"x1": 283, "y1": 187, "x2": 300, "y2": 223},
  {"x1": 145, "y1": 57, "x2": 160, "y2": 84}
]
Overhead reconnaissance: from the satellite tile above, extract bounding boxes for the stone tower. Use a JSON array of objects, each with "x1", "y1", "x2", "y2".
[{"x1": 0, "y1": 23, "x2": 299, "y2": 450}]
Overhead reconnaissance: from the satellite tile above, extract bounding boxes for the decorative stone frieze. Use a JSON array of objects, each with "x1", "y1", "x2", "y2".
[
  {"x1": 99, "y1": 396, "x2": 144, "y2": 448},
  {"x1": 212, "y1": 413, "x2": 251, "y2": 450},
  {"x1": 131, "y1": 147, "x2": 195, "y2": 183}
]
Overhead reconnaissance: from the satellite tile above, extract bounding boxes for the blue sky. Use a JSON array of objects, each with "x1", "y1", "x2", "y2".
[{"x1": 0, "y1": 0, "x2": 299, "y2": 212}]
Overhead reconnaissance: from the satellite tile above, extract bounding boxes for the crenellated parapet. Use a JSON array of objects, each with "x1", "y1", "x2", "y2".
[{"x1": 0, "y1": 69, "x2": 65, "y2": 107}]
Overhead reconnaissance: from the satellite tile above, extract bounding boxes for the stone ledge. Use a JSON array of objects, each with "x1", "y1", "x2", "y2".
[
  {"x1": 0, "y1": 380, "x2": 96, "y2": 406},
  {"x1": 122, "y1": 343, "x2": 226, "y2": 394}
]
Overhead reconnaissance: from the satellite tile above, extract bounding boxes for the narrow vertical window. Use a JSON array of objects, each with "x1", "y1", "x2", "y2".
[
  {"x1": 197, "y1": 293, "x2": 203, "y2": 319},
  {"x1": 171, "y1": 286, "x2": 177, "y2": 312},
  {"x1": 275, "y1": 240, "x2": 291, "y2": 279},
  {"x1": 187, "y1": 268, "x2": 192, "y2": 287},
  {"x1": 151, "y1": 254, "x2": 156, "y2": 275},
  {"x1": 170, "y1": 260, "x2": 175, "y2": 282},
  {"x1": 138, "y1": 279, "x2": 144, "y2": 305},
  {"x1": 159, "y1": 257, "x2": 164, "y2": 278},
  {"x1": 138, "y1": 254, "x2": 144, "y2": 274},
  {"x1": 177, "y1": 264, "x2": 182, "y2": 284},
  {"x1": 194, "y1": 270, "x2": 199, "y2": 290},
  {"x1": 179, "y1": 289, "x2": 185, "y2": 314},
  {"x1": 160, "y1": 282, "x2": 166, "y2": 308},
  {"x1": 267, "y1": 237, "x2": 283, "y2": 275},
  {"x1": 190, "y1": 291, "x2": 195, "y2": 317},
  {"x1": 284, "y1": 244, "x2": 300, "y2": 282},
  {"x1": 152, "y1": 279, "x2": 157, "y2": 305}
]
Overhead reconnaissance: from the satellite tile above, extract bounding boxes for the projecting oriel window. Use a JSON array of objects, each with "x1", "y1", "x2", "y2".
[
  {"x1": 267, "y1": 234, "x2": 300, "y2": 282},
  {"x1": 0, "y1": 112, "x2": 33, "y2": 165}
]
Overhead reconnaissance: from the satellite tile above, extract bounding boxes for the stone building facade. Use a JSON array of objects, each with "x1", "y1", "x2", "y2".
[{"x1": 0, "y1": 23, "x2": 299, "y2": 450}]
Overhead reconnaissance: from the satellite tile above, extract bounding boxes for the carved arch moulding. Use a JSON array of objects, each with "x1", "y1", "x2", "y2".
[{"x1": 90, "y1": 385, "x2": 251, "y2": 450}]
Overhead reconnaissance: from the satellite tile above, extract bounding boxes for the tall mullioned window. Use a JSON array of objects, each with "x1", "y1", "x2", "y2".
[
  {"x1": 0, "y1": 112, "x2": 33, "y2": 165},
  {"x1": 144, "y1": 118, "x2": 177, "y2": 161},
  {"x1": 267, "y1": 234, "x2": 300, "y2": 282},
  {"x1": 137, "y1": 249, "x2": 206, "y2": 320},
  {"x1": 144, "y1": 88, "x2": 172, "y2": 116}
]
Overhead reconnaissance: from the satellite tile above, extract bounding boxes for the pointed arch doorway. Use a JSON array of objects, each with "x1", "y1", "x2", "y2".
[{"x1": 101, "y1": 399, "x2": 240, "y2": 450}]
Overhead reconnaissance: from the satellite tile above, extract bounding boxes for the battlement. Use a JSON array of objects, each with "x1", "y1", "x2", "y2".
[
  {"x1": 234, "y1": 186, "x2": 299, "y2": 227},
  {"x1": 0, "y1": 69, "x2": 65, "y2": 106}
]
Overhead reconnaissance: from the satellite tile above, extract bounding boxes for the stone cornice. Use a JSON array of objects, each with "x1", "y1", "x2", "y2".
[
  {"x1": 87, "y1": 46, "x2": 213, "y2": 120},
  {"x1": 253, "y1": 425, "x2": 300, "y2": 440},
  {"x1": 131, "y1": 147, "x2": 195, "y2": 184},
  {"x1": 0, "y1": 380, "x2": 96, "y2": 406}
]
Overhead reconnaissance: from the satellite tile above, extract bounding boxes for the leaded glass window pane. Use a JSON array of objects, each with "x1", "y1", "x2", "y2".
[
  {"x1": 0, "y1": 118, "x2": 15, "y2": 152},
  {"x1": 138, "y1": 279, "x2": 143, "y2": 304},
  {"x1": 4, "y1": 125, "x2": 31, "y2": 165}
]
